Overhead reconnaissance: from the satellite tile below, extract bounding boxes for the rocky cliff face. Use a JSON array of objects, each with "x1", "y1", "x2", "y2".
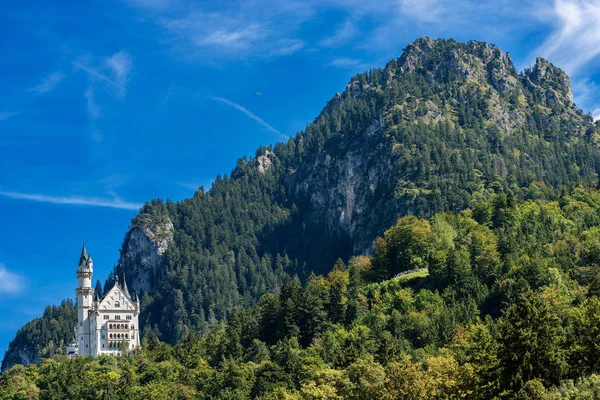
[
  {"x1": 279, "y1": 38, "x2": 597, "y2": 255},
  {"x1": 119, "y1": 208, "x2": 174, "y2": 293}
]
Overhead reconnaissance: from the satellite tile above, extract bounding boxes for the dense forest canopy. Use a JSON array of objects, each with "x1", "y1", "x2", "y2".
[
  {"x1": 5, "y1": 188, "x2": 600, "y2": 398},
  {"x1": 3, "y1": 37, "x2": 600, "y2": 379}
]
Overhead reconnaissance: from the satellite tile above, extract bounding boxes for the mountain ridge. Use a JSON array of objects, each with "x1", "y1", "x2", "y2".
[{"x1": 3, "y1": 37, "x2": 600, "y2": 371}]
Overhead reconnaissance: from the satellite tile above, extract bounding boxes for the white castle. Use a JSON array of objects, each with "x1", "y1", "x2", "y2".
[{"x1": 66, "y1": 243, "x2": 141, "y2": 357}]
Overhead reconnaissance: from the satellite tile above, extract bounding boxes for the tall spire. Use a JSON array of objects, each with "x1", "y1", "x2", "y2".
[
  {"x1": 78, "y1": 241, "x2": 89, "y2": 267},
  {"x1": 122, "y1": 273, "x2": 130, "y2": 297}
]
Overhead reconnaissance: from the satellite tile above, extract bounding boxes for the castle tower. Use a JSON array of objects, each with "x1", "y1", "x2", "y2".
[{"x1": 76, "y1": 242, "x2": 95, "y2": 356}]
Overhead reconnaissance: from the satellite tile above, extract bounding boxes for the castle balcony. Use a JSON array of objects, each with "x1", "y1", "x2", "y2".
[{"x1": 106, "y1": 323, "x2": 132, "y2": 331}]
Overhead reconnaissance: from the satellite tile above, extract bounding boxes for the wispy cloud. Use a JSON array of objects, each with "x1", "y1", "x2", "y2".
[
  {"x1": 29, "y1": 72, "x2": 66, "y2": 94},
  {"x1": 0, "y1": 190, "x2": 142, "y2": 210},
  {"x1": 319, "y1": 19, "x2": 357, "y2": 47},
  {"x1": 131, "y1": 2, "x2": 311, "y2": 62},
  {"x1": 535, "y1": 0, "x2": 600, "y2": 75},
  {"x1": 0, "y1": 265, "x2": 25, "y2": 295},
  {"x1": 74, "y1": 50, "x2": 132, "y2": 96},
  {"x1": 327, "y1": 57, "x2": 364, "y2": 69},
  {"x1": 85, "y1": 87, "x2": 100, "y2": 119},
  {"x1": 398, "y1": 0, "x2": 445, "y2": 23},
  {"x1": 0, "y1": 112, "x2": 18, "y2": 121},
  {"x1": 211, "y1": 96, "x2": 288, "y2": 140},
  {"x1": 105, "y1": 51, "x2": 133, "y2": 95}
]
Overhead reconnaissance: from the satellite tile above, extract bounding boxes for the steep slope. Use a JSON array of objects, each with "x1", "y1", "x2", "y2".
[
  {"x1": 120, "y1": 38, "x2": 598, "y2": 343},
  {"x1": 1, "y1": 301, "x2": 76, "y2": 372},
  {"x1": 4, "y1": 37, "x2": 600, "y2": 369},
  {"x1": 6, "y1": 188, "x2": 600, "y2": 397}
]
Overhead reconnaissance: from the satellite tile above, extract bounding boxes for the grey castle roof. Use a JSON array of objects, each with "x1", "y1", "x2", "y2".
[{"x1": 78, "y1": 242, "x2": 92, "y2": 268}]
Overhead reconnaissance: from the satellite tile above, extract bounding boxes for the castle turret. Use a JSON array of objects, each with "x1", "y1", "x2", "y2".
[
  {"x1": 122, "y1": 273, "x2": 130, "y2": 298},
  {"x1": 76, "y1": 242, "x2": 94, "y2": 355}
]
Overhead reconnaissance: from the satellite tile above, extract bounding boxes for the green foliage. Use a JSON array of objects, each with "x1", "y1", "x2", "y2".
[
  {"x1": 1, "y1": 301, "x2": 77, "y2": 372},
  {"x1": 6, "y1": 189, "x2": 600, "y2": 397},
  {"x1": 113, "y1": 37, "x2": 600, "y2": 350}
]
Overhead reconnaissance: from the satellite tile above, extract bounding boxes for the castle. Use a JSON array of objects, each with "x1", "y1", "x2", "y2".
[{"x1": 66, "y1": 243, "x2": 141, "y2": 357}]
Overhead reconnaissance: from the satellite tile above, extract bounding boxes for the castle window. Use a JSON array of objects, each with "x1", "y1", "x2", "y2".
[
  {"x1": 115, "y1": 301, "x2": 120, "y2": 308},
  {"x1": 104, "y1": 315, "x2": 109, "y2": 320},
  {"x1": 125, "y1": 334, "x2": 128, "y2": 339},
  {"x1": 126, "y1": 315, "x2": 132, "y2": 320},
  {"x1": 102, "y1": 344, "x2": 105, "y2": 348},
  {"x1": 115, "y1": 315, "x2": 121, "y2": 320},
  {"x1": 80, "y1": 322, "x2": 83, "y2": 327},
  {"x1": 101, "y1": 335, "x2": 105, "y2": 339},
  {"x1": 109, "y1": 324, "x2": 113, "y2": 329}
]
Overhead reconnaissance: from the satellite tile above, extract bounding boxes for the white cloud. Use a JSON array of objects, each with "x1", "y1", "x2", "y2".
[
  {"x1": 0, "y1": 265, "x2": 25, "y2": 295},
  {"x1": 0, "y1": 190, "x2": 142, "y2": 210},
  {"x1": 132, "y1": 2, "x2": 313, "y2": 62},
  {"x1": 535, "y1": 0, "x2": 600, "y2": 75},
  {"x1": 105, "y1": 51, "x2": 133, "y2": 95},
  {"x1": 195, "y1": 24, "x2": 264, "y2": 48},
  {"x1": 211, "y1": 96, "x2": 288, "y2": 140},
  {"x1": 74, "y1": 50, "x2": 132, "y2": 96},
  {"x1": 29, "y1": 72, "x2": 66, "y2": 94}
]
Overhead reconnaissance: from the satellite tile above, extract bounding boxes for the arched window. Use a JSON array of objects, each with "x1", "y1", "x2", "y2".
[
  {"x1": 125, "y1": 334, "x2": 128, "y2": 339},
  {"x1": 109, "y1": 334, "x2": 112, "y2": 339},
  {"x1": 109, "y1": 324, "x2": 113, "y2": 329},
  {"x1": 115, "y1": 301, "x2": 120, "y2": 308}
]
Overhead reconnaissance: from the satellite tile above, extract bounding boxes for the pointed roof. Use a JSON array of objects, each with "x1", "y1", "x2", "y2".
[
  {"x1": 122, "y1": 274, "x2": 130, "y2": 297},
  {"x1": 78, "y1": 242, "x2": 89, "y2": 267}
]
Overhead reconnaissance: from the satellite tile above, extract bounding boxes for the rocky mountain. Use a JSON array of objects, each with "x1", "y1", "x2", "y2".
[{"x1": 3, "y1": 37, "x2": 600, "y2": 370}]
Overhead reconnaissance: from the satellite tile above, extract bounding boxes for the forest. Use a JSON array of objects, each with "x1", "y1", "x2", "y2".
[
  {"x1": 4, "y1": 187, "x2": 600, "y2": 398},
  {"x1": 4, "y1": 36, "x2": 600, "y2": 374}
]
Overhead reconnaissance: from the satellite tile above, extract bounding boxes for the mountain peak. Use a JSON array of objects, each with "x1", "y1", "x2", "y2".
[
  {"x1": 390, "y1": 38, "x2": 519, "y2": 94},
  {"x1": 523, "y1": 57, "x2": 573, "y2": 107}
]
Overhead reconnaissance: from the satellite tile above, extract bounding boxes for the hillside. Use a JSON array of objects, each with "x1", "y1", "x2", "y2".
[
  {"x1": 4, "y1": 188, "x2": 600, "y2": 397},
  {"x1": 3, "y1": 37, "x2": 600, "y2": 370}
]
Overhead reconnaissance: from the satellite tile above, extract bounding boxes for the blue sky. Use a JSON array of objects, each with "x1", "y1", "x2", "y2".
[{"x1": 1, "y1": 0, "x2": 600, "y2": 357}]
